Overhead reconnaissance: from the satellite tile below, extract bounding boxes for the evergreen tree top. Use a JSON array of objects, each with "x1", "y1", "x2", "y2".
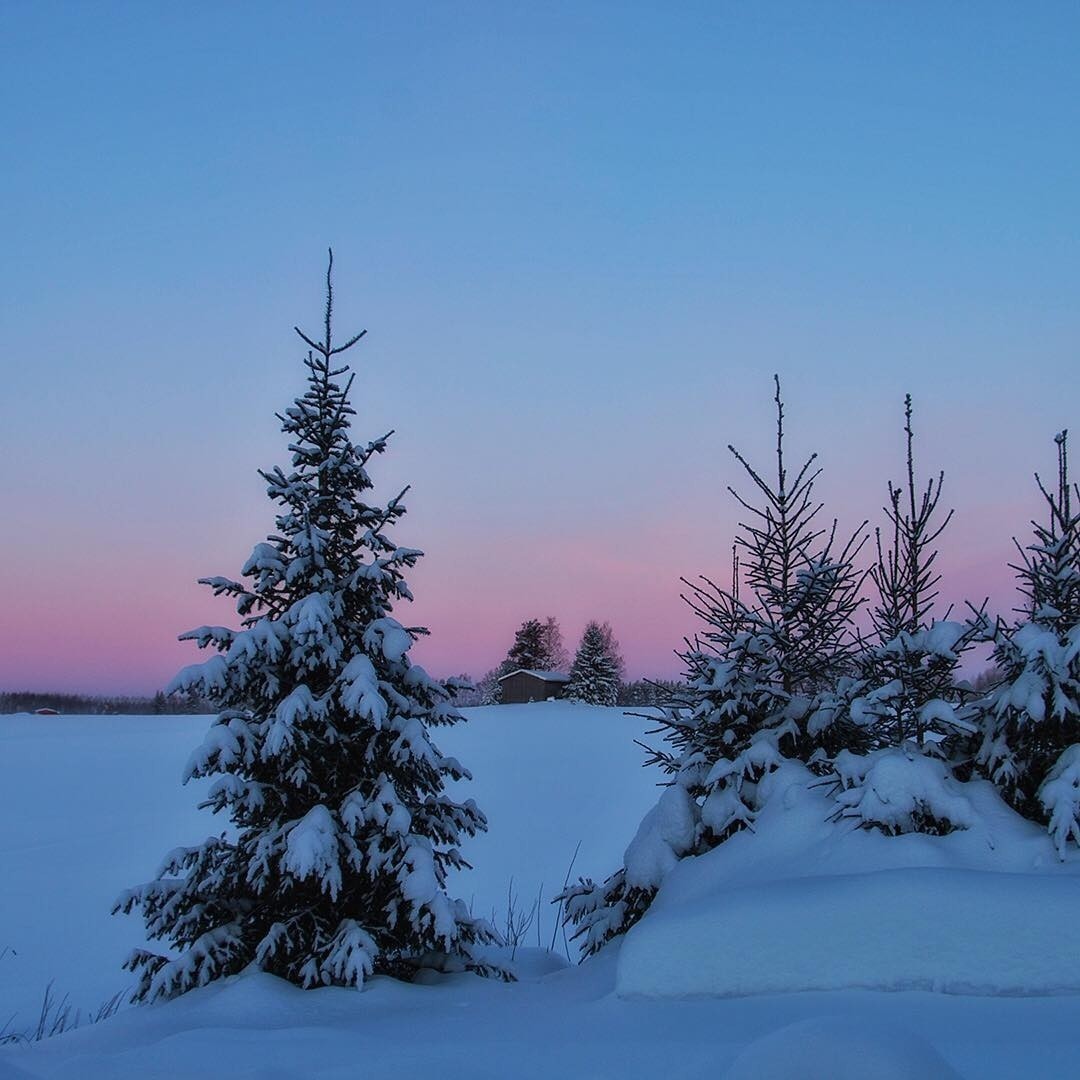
[
  {"x1": 187, "y1": 251, "x2": 422, "y2": 655},
  {"x1": 683, "y1": 376, "x2": 867, "y2": 700},
  {"x1": 505, "y1": 618, "x2": 553, "y2": 673},
  {"x1": 869, "y1": 393, "x2": 953, "y2": 643},
  {"x1": 1011, "y1": 430, "x2": 1080, "y2": 630}
]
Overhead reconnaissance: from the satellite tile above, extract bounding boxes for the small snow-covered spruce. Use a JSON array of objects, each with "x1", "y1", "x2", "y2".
[
  {"x1": 565, "y1": 621, "x2": 622, "y2": 707},
  {"x1": 827, "y1": 396, "x2": 987, "y2": 836},
  {"x1": 973, "y1": 431, "x2": 1080, "y2": 855},
  {"x1": 115, "y1": 252, "x2": 501, "y2": 1001},
  {"x1": 562, "y1": 378, "x2": 867, "y2": 953}
]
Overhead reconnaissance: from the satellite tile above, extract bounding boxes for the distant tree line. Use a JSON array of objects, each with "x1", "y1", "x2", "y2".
[
  {"x1": 617, "y1": 678, "x2": 687, "y2": 708},
  {"x1": 0, "y1": 690, "x2": 214, "y2": 715}
]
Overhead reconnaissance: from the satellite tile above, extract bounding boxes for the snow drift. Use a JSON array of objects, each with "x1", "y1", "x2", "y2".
[
  {"x1": 616, "y1": 762, "x2": 1080, "y2": 999},
  {"x1": 618, "y1": 865, "x2": 1080, "y2": 998}
]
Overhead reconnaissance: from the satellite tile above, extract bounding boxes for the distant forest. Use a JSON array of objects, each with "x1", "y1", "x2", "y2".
[
  {"x1": 1, "y1": 679, "x2": 686, "y2": 716},
  {"x1": 0, "y1": 690, "x2": 214, "y2": 715}
]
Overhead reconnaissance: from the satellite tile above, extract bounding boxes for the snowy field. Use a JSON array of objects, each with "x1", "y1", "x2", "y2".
[
  {"x1": 0, "y1": 704, "x2": 659, "y2": 1028},
  {"x1": 3, "y1": 705, "x2": 1080, "y2": 1078}
]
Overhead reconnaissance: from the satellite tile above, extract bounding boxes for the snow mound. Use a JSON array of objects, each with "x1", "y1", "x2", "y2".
[
  {"x1": 618, "y1": 865, "x2": 1080, "y2": 998},
  {"x1": 617, "y1": 763, "x2": 1080, "y2": 999},
  {"x1": 722, "y1": 1016, "x2": 961, "y2": 1080}
]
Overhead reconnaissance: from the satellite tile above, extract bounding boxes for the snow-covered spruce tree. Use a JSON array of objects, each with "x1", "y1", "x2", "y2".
[
  {"x1": 974, "y1": 431, "x2": 1080, "y2": 855},
  {"x1": 828, "y1": 396, "x2": 987, "y2": 836},
  {"x1": 115, "y1": 253, "x2": 500, "y2": 1001},
  {"x1": 565, "y1": 621, "x2": 621, "y2": 706},
  {"x1": 561, "y1": 378, "x2": 866, "y2": 953}
]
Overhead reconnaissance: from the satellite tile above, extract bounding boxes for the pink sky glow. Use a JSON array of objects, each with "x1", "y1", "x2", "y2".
[{"x1": 0, "y1": 502, "x2": 1027, "y2": 697}]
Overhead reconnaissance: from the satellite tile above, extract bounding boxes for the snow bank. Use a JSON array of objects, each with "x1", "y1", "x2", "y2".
[
  {"x1": 617, "y1": 763, "x2": 1080, "y2": 999},
  {"x1": 11, "y1": 710, "x2": 1080, "y2": 1078},
  {"x1": 618, "y1": 866, "x2": 1080, "y2": 998}
]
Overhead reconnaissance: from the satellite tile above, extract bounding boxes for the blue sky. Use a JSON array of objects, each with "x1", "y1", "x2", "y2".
[{"x1": 2, "y1": 3, "x2": 1079, "y2": 692}]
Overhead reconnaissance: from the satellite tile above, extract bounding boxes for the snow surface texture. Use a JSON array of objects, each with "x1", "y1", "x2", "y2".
[
  {"x1": 0, "y1": 705, "x2": 659, "y2": 1030},
  {"x1": 440, "y1": 703, "x2": 664, "y2": 929},
  {"x1": 7, "y1": 953, "x2": 1080, "y2": 1078},
  {"x1": 6, "y1": 708, "x2": 1080, "y2": 1078},
  {"x1": 617, "y1": 762, "x2": 1080, "y2": 999},
  {"x1": 0, "y1": 715, "x2": 214, "y2": 1028}
]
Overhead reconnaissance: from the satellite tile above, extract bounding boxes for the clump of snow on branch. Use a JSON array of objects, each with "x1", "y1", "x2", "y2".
[{"x1": 833, "y1": 748, "x2": 976, "y2": 835}]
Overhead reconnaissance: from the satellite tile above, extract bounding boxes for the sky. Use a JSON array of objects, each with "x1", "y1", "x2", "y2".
[{"x1": 2, "y1": 2, "x2": 1079, "y2": 694}]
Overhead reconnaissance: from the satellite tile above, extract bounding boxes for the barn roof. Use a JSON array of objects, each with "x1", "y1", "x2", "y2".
[{"x1": 497, "y1": 669, "x2": 571, "y2": 683}]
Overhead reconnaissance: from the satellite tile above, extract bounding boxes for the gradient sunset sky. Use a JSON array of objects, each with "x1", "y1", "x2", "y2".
[{"x1": 3, "y1": 3, "x2": 1079, "y2": 694}]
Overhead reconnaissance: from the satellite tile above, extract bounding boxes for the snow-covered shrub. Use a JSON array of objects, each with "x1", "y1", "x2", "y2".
[
  {"x1": 974, "y1": 432, "x2": 1080, "y2": 853},
  {"x1": 561, "y1": 786, "x2": 700, "y2": 954},
  {"x1": 833, "y1": 748, "x2": 975, "y2": 835},
  {"x1": 115, "y1": 255, "x2": 500, "y2": 1001}
]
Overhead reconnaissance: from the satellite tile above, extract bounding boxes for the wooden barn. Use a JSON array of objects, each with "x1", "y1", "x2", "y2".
[{"x1": 497, "y1": 669, "x2": 570, "y2": 704}]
